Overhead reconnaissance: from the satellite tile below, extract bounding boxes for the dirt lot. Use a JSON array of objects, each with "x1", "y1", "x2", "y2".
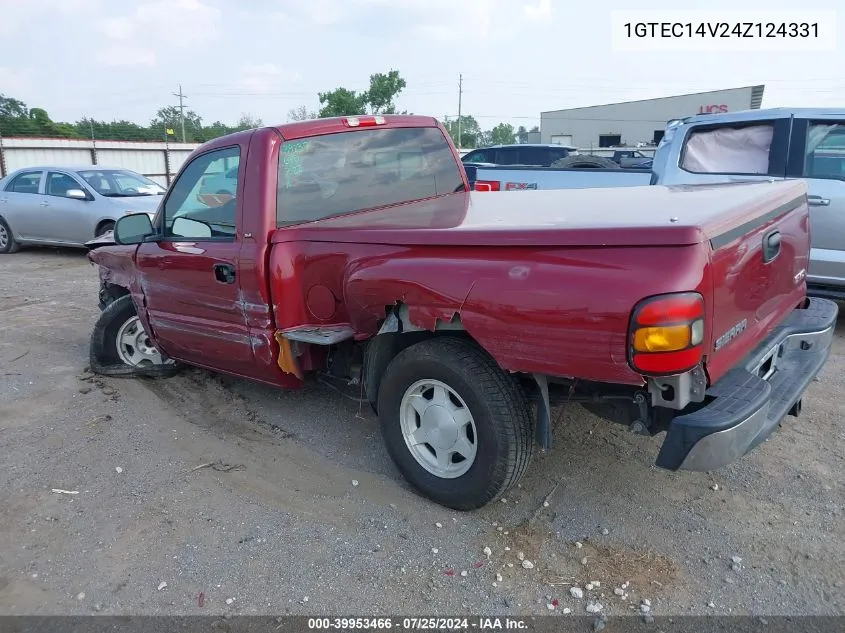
[{"x1": 1, "y1": 249, "x2": 843, "y2": 617}]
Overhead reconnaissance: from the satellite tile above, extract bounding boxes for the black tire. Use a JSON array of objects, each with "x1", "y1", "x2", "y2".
[
  {"x1": 550, "y1": 154, "x2": 620, "y2": 169},
  {"x1": 95, "y1": 221, "x2": 115, "y2": 237},
  {"x1": 377, "y1": 337, "x2": 535, "y2": 510},
  {"x1": 89, "y1": 295, "x2": 181, "y2": 378},
  {"x1": 0, "y1": 216, "x2": 21, "y2": 254}
]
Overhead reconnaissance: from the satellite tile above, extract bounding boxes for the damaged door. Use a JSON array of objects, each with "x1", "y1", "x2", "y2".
[{"x1": 134, "y1": 145, "x2": 255, "y2": 376}]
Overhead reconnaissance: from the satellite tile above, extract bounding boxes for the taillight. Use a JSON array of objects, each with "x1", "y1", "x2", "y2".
[
  {"x1": 629, "y1": 292, "x2": 705, "y2": 376},
  {"x1": 343, "y1": 116, "x2": 386, "y2": 127},
  {"x1": 475, "y1": 180, "x2": 500, "y2": 191}
]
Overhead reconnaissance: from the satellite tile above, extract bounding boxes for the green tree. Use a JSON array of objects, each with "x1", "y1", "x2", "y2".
[
  {"x1": 287, "y1": 105, "x2": 318, "y2": 122},
  {"x1": 236, "y1": 113, "x2": 263, "y2": 130},
  {"x1": 529, "y1": 125, "x2": 539, "y2": 134},
  {"x1": 202, "y1": 120, "x2": 236, "y2": 140},
  {"x1": 151, "y1": 105, "x2": 203, "y2": 142},
  {"x1": 0, "y1": 94, "x2": 28, "y2": 118},
  {"x1": 443, "y1": 115, "x2": 481, "y2": 149},
  {"x1": 366, "y1": 69, "x2": 406, "y2": 114},
  {"x1": 27, "y1": 108, "x2": 78, "y2": 138},
  {"x1": 516, "y1": 125, "x2": 528, "y2": 144},
  {"x1": 490, "y1": 122, "x2": 515, "y2": 145},
  {"x1": 318, "y1": 87, "x2": 368, "y2": 118},
  {"x1": 75, "y1": 117, "x2": 157, "y2": 141},
  {"x1": 318, "y1": 69, "x2": 407, "y2": 118}
]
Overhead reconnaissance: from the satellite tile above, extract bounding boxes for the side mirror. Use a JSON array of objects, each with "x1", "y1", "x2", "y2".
[
  {"x1": 114, "y1": 212, "x2": 154, "y2": 245},
  {"x1": 66, "y1": 188, "x2": 88, "y2": 200},
  {"x1": 172, "y1": 216, "x2": 212, "y2": 239}
]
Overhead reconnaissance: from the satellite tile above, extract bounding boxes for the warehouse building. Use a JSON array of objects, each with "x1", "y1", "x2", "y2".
[{"x1": 540, "y1": 85, "x2": 765, "y2": 149}]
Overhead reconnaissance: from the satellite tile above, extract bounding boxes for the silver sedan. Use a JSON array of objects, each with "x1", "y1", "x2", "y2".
[{"x1": 0, "y1": 165, "x2": 165, "y2": 253}]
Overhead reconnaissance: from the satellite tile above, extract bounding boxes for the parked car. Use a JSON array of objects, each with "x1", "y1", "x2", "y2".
[
  {"x1": 85, "y1": 114, "x2": 836, "y2": 510},
  {"x1": 610, "y1": 149, "x2": 653, "y2": 168},
  {"x1": 461, "y1": 143, "x2": 577, "y2": 167},
  {"x1": 473, "y1": 108, "x2": 845, "y2": 299},
  {"x1": 0, "y1": 165, "x2": 164, "y2": 253}
]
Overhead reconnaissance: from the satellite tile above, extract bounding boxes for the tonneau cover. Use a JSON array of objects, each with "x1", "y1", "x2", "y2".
[{"x1": 272, "y1": 180, "x2": 807, "y2": 248}]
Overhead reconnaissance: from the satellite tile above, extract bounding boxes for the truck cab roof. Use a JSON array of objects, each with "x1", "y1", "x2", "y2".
[{"x1": 679, "y1": 107, "x2": 845, "y2": 126}]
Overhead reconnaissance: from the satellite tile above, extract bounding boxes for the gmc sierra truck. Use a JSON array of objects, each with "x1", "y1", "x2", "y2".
[{"x1": 85, "y1": 114, "x2": 837, "y2": 510}]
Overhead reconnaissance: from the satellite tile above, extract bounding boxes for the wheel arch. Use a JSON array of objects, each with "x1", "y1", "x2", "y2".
[
  {"x1": 95, "y1": 218, "x2": 116, "y2": 237},
  {"x1": 362, "y1": 303, "x2": 483, "y2": 413}
]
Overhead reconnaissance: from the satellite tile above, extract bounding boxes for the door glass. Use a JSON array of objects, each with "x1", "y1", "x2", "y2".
[
  {"x1": 494, "y1": 148, "x2": 519, "y2": 165},
  {"x1": 6, "y1": 172, "x2": 42, "y2": 194},
  {"x1": 462, "y1": 150, "x2": 490, "y2": 163},
  {"x1": 46, "y1": 172, "x2": 82, "y2": 197},
  {"x1": 517, "y1": 147, "x2": 545, "y2": 165},
  {"x1": 804, "y1": 122, "x2": 845, "y2": 179},
  {"x1": 163, "y1": 146, "x2": 240, "y2": 240}
]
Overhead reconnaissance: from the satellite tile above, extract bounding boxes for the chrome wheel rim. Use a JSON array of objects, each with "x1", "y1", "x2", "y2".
[
  {"x1": 115, "y1": 316, "x2": 174, "y2": 367},
  {"x1": 0, "y1": 224, "x2": 8, "y2": 249},
  {"x1": 399, "y1": 379, "x2": 478, "y2": 479}
]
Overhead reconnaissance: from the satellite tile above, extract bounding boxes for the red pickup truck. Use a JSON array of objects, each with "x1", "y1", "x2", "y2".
[{"x1": 85, "y1": 114, "x2": 837, "y2": 510}]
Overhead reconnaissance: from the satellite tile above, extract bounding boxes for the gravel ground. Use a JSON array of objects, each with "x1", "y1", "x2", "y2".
[{"x1": 1, "y1": 248, "x2": 843, "y2": 617}]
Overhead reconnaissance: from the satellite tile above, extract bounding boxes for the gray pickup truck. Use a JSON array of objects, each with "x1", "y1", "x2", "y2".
[{"x1": 474, "y1": 108, "x2": 845, "y2": 299}]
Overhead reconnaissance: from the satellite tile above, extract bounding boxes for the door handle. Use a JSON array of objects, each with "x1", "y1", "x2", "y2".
[
  {"x1": 808, "y1": 195, "x2": 830, "y2": 207},
  {"x1": 40, "y1": 200, "x2": 50, "y2": 207},
  {"x1": 762, "y1": 229, "x2": 781, "y2": 263},
  {"x1": 213, "y1": 263, "x2": 236, "y2": 284}
]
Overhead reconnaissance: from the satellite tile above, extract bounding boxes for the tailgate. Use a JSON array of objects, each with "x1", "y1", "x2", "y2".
[{"x1": 705, "y1": 180, "x2": 810, "y2": 383}]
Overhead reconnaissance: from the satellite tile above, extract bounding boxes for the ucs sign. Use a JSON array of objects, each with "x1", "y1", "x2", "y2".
[{"x1": 698, "y1": 104, "x2": 728, "y2": 114}]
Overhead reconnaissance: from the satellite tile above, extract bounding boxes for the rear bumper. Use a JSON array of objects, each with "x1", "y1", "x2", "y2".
[{"x1": 655, "y1": 297, "x2": 838, "y2": 471}]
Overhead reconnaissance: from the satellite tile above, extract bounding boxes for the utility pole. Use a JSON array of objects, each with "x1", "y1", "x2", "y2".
[
  {"x1": 173, "y1": 84, "x2": 187, "y2": 143},
  {"x1": 456, "y1": 74, "x2": 463, "y2": 150}
]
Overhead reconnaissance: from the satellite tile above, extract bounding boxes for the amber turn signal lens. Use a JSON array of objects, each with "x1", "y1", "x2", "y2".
[{"x1": 633, "y1": 324, "x2": 691, "y2": 353}]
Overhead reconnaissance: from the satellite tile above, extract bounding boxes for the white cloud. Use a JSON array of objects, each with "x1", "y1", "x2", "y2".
[
  {"x1": 0, "y1": 66, "x2": 30, "y2": 95},
  {"x1": 524, "y1": 0, "x2": 552, "y2": 20},
  {"x1": 239, "y1": 63, "x2": 301, "y2": 93},
  {"x1": 98, "y1": 17, "x2": 134, "y2": 40},
  {"x1": 94, "y1": 0, "x2": 221, "y2": 67},
  {"x1": 96, "y1": 45, "x2": 157, "y2": 68}
]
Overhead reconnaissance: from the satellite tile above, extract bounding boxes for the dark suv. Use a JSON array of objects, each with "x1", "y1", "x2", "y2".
[{"x1": 461, "y1": 144, "x2": 576, "y2": 167}]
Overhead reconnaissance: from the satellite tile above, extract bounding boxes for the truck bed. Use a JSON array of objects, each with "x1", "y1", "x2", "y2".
[{"x1": 274, "y1": 180, "x2": 808, "y2": 248}]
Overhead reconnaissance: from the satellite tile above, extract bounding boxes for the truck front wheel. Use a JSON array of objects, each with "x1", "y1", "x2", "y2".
[
  {"x1": 377, "y1": 337, "x2": 535, "y2": 510},
  {"x1": 89, "y1": 295, "x2": 180, "y2": 378}
]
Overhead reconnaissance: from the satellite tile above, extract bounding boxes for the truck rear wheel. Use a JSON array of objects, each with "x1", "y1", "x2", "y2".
[
  {"x1": 550, "y1": 155, "x2": 620, "y2": 169},
  {"x1": 89, "y1": 295, "x2": 181, "y2": 378},
  {"x1": 377, "y1": 337, "x2": 534, "y2": 510}
]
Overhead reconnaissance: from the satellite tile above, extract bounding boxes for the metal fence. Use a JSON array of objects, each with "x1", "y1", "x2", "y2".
[{"x1": 0, "y1": 136, "x2": 201, "y2": 185}]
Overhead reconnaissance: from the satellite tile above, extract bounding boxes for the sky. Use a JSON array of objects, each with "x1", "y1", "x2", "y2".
[{"x1": 1, "y1": 0, "x2": 843, "y2": 132}]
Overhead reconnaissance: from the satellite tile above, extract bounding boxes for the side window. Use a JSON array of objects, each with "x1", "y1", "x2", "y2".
[
  {"x1": 462, "y1": 150, "x2": 489, "y2": 163},
  {"x1": 6, "y1": 172, "x2": 42, "y2": 194},
  {"x1": 548, "y1": 147, "x2": 570, "y2": 164},
  {"x1": 517, "y1": 147, "x2": 545, "y2": 166},
  {"x1": 680, "y1": 123, "x2": 774, "y2": 175},
  {"x1": 804, "y1": 121, "x2": 845, "y2": 180},
  {"x1": 494, "y1": 148, "x2": 519, "y2": 165},
  {"x1": 162, "y1": 146, "x2": 240, "y2": 241},
  {"x1": 46, "y1": 172, "x2": 83, "y2": 197}
]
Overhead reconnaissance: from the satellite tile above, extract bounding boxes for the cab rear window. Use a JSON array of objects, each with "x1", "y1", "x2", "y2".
[{"x1": 276, "y1": 127, "x2": 464, "y2": 226}]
